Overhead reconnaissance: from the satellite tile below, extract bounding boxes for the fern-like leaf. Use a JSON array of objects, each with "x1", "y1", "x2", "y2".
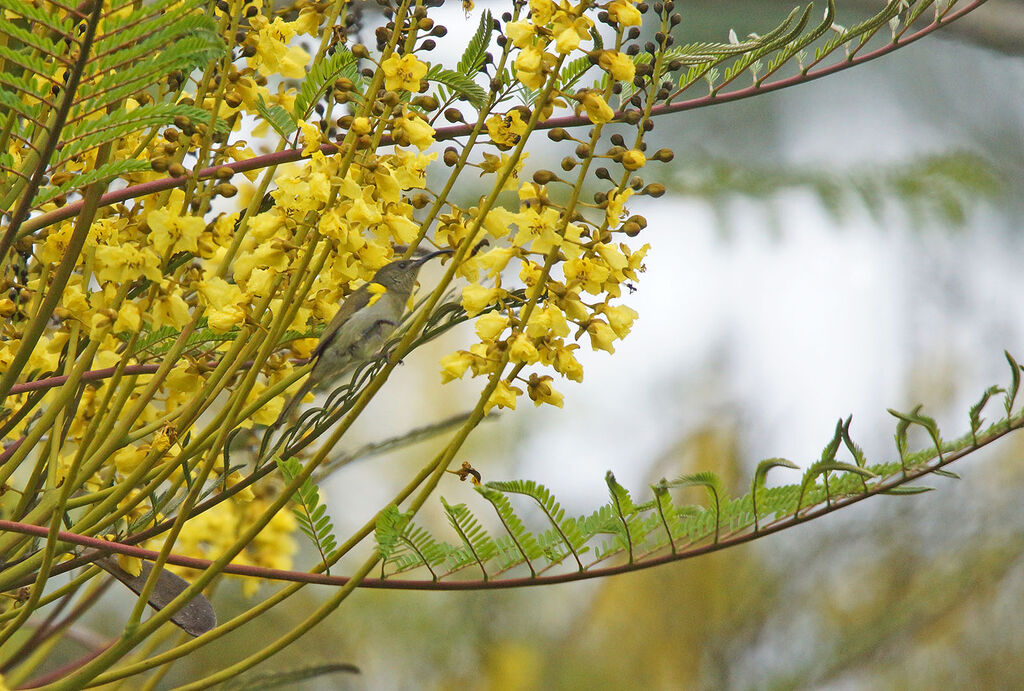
[
  {"x1": 666, "y1": 472, "x2": 725, "y2": 542},
  {"x1": 255, "y1": 97, "x2": 298, "y2": 140},
  {"x1": 293, "y1": 49, "x2": 359, "y2": 122},
  {"x1": 457, "y1": 10, "x2": 493, "y2": 75},
  {"x1": 441, "y1": 497, "x2": 498, "y2": 580},
  {"x1": 276, "y1": 457, "x2": 338, "y2": 572},
  {"x1": 476, "y1": 484, "x2": 541, "y2": 576},
  {"x1": 0, "y1": 0, "x2": 223, "y2": 235},
  {"x1": 426, "y1": 65, "x2": 487, "y2": 109},
  {"x1": 486, "y1": 479, "x2": 586, "y2": 571}
]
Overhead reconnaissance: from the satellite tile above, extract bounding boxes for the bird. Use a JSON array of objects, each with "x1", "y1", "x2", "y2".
[{"x1": 274, "y1": 249, "x2": 452, "y2": 426}]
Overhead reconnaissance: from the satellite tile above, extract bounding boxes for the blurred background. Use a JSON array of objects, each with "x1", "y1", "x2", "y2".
[{"x1": 101, "y1": 2, "x2": 1024, "y2": 688}]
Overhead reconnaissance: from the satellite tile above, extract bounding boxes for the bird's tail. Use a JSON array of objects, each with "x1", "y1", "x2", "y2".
[{"x1": 273, "y1": 377, "x2": 315, "y2": 429}]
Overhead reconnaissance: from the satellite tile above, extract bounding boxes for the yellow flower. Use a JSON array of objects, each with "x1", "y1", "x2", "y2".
[
  {"x1": 151, "y1": 289, "x2": 191, "y2": 329},
  {"x1": 94, "y1": 244, "x2": 161, "y2": 284},
  {"x1": 297, "y1": 119, "x2": 322, "y2": 156},
  {"x1": 486, "y1": 110, "x2": 528, "y2": 149},
  {"x1": 595, "y1": 243, "x2": 629, "y2": 273},
  {"x1": 482, "y1": 206, "x2": 518, "y2": 238},
  {"x1": 479, "y1": 152, "x2": 527, "y2": 192},
  {"x1": 381, "y1": 54, "x2": 428, "y2": 91},
  {"x1": 440, "y1": 351, "x2": 474, "y2": 383},
  {"x1": 525, "y1": 305, "x2": 570, "y2": 339},
  {"x1": 529, "y1": 0, "x2": 555, "y2": 24},
  {"x1": 114, "y1": 444, "x2": 147, "y2": 475},
  {"x1": 508, "y1": 332, "x2": 540, "y2": 363},
  {"x1": 475, "y1": 312, "x2": 509, "y2": 340},
  {"x1": 226, "y1": 471, "x2": 255, "y2": 503},
  {"x1": 527, "y1": 373, "x2": 564, "y2": 407},
  {"x1": 346, "y1": 188, "x2": 384, "y2": 228},
  {"x1": 586, "y1": 319, "x2": 617, "y2": 353},
  {"x1": 148, "y1": 190, "x2": 205, "y2": 256},
  {"x1": 564, "y1": 256, "x2": 611, "y2": 294},
  {"x1": 598, "y1": 50, "x2": 636, "y2": 81},
  {"x1": 485, "y1": 380, "x2": 522, "y2": 413},
  {"x1": 513, "y1": 205, "x2": 562, "y2": 254},
  {"x1": 461, "y1": 283, "x2": 500, "y2": 316},
  {"x1": 551, "y1": 8, "x2": 593, "y2": 54},
  {"x1": 621, "y1": 149, "x2": 645, "y2": 170},
  {"x1": 605, "y1": 187, "x2": 634, "y2": 228},
  {"x1": 351, "y1": 116, "x2": 372, "y2": 135},
  {"x1": 604, "y1": 303, "x2": 639, "y2": 338},
  {"x1": 554, "y1": 26, "x2": 580, "y2": 53},
  {"x1": 114, "y1": 302, "x2": 141, "y2": 332},
  {"x1": 384, "y1": 211, "x2": 420, "y2": 244},
  {"x1": 396, "y1": 111, "x2": 435, "y2": 150},
  {"x1": 476, "y1": 246, "x2": 517, "y2": 276},
  {"x1": 118, "y1": 554, "x2": 143, "y2": 577},
  {"x1": 514, "y1": 47, "x2": 549, "y2": 90},
  {"x1": 248, "y1": 17, "x2": 310, "y2": 78},
  {"x1": 581, "y1": 91, "x2": 614, "y2": 124},
  {"x1": 505, "y1": 20, "x2": 535, "y2": 48},
  {"x1": 392, "y1": 150, "x2": 435, "y2": 189},
  {"x1": 608, "y1": 0, "x2": 643, "y2": 27},
  {"x1": 553, "y1": 344, "x2": 584, "y2": 382}
]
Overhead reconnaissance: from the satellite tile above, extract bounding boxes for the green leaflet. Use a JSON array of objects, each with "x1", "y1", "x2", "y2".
[
  {"x1": 365, "y1": 352, "x2": 1024, "y2": 586},
  {"x1": 457, "y1": 10, "x2": 493, "y2": 75},
  {"x1": 426, "y1": 65, "x2": 487, "y2": 109},
  {"x1": 256, "y1": 97, "x2": 298, "y2": 140},
  {"x1": 0, "y1": 0, "x2": 223, "y2": 215},
  {"x1": 293, "y1": 49, "x2": 360, "y2": 122},
  {"x1": 276, "y1": 458, "x2": 338, "y2": 570}
]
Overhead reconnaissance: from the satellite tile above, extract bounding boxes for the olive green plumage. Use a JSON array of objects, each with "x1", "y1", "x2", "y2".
[{"x1": 275, "y1": 250, "x2": 451, "y2": 426}]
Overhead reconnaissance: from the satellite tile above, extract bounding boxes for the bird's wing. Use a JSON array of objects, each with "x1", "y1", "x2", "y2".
[{"x1": 313, "y1": 283, "x2": 372, "y2": 360}]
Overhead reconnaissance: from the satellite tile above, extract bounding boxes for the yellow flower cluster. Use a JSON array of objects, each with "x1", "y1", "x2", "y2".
[{"x1": 1, "y1": 0, "x2": 665, "y2": 608}]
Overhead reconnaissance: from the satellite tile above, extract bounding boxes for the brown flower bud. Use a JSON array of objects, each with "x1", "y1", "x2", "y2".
[
  {"x1": 412, "y1": 95, "x2": 439, "y2": 111},
  {"x1": 443, "y1": 108, "x2": 465, "y2": 123},
  {"x1": 532, "y1": 170, "x2": 558, "y2": 185},
  {"x1": 651, "y1": 148, "x2": 674, "y2": 162}
]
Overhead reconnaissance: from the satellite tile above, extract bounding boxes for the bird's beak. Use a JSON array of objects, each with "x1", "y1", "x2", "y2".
[{"x1": 414, "y1": 248, "x2": 454, "y2": 265}]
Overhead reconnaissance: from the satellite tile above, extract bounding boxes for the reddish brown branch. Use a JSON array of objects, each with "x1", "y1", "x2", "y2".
[
  {"x1": 8, "y1": 364, "x2": 162, "y2": 395},
  {"x1": 20, "y1": 0, "x2": 987, "y2": 235},
  {"x1": 0, "y1": 409, "x2": 1016, "y2": 593}
]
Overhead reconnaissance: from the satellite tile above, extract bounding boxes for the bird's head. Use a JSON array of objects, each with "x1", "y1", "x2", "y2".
[{"x1": 372, "y1": 249, "x2": 452, "y2": 293}]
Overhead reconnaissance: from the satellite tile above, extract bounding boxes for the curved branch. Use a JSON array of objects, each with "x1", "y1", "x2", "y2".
[
  {"x1": 2, "y1": 402, "x2": 1019, "y2": 593},
  {"x1": 20, "y1": 0, "x2": 988, "y2": 235}
]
